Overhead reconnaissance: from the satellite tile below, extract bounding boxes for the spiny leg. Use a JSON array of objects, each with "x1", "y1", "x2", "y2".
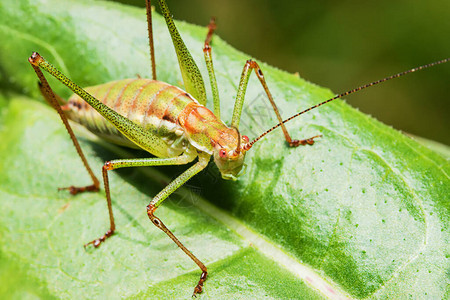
[
  {"x1": 231, "y1": 59, "x2": 321, "y2": 147},
  {"x1": 84, "y1": 152, "x2": 197, "y2": 248},
  {"x1": 145, "y1": 0, "x2": 157, "y2": 80},
  {"x1": 30, "y1": 63, "x2": 100, "y2": 195},
  {"x1": 37, "y1": 81, "x2": 65, "y2": 107},
  {"x1": 147, "y1": 153, "x2": 210, "y2": 297},
  {"x1": 29, "y1": 52, "x2": 172, "y2": 156},
  {"x1": 89, "y1": 153, "x2": 210, "y2": 296},
  {"x1": 203, "y1": 17, "x2": 221, "y2": 118},
  {"x1": 158, "y1": 0, "x2": 207, "y2": 105}
]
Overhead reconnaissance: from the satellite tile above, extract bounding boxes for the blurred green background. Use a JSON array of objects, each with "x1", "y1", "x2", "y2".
[{"x1": 113, "y1": 0, "x2": 449, "y2": 145}]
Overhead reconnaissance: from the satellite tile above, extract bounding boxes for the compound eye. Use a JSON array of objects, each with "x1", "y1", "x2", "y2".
[
  {"x1": 219, "y1": 149, "x2": 227, "y2": 158},
  {"x1": 242, "y1": 135, "x2": 249, "y2": 143}
]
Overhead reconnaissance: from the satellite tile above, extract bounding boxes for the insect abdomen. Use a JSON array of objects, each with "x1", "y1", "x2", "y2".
[{"x1": 66, "y1": 78, "x2": 195, "y2": 157}]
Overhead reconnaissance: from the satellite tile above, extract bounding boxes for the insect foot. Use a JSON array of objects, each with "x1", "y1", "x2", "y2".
[
  {"x1": 84, "y1": 229, "x2": 114, "y2": 249},
  {"x1": 192, "y1": 271, "x2": 208, "y2": 297},
  {"x1": 58, "y1": 184, "x2": 100, "y2": 195},
  {"x1": 288, "y1": 134, "x2": 322, "y2": 147}
]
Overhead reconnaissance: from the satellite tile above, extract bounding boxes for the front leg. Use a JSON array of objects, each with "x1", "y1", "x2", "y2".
[
  {"x1": 84, "y1": 153, "x2": 197, "y2": 248},
  {"x1": 231, "y1": 59, "x2": 322, "y2": 147}
]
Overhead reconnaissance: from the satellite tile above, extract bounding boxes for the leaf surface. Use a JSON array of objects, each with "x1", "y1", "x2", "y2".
[{"x1": 0, "y1": 0, "x2": 448, "y2": 299}]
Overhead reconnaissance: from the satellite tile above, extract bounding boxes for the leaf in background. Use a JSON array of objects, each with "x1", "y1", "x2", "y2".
[{"x1": 0, "y1": 0, "x2": 448, "y2": 299}]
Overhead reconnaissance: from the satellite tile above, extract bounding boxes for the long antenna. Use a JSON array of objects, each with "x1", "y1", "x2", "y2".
[{"x1": 245, "y1": 58, "x2": 449, "y2": 149}]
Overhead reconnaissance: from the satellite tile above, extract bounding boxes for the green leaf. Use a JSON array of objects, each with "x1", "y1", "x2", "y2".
[{"x1": 0, "y1": 0, "x2": 448, "y2": 299}]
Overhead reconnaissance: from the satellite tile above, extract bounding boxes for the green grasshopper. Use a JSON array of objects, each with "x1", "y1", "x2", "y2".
[{"x1": 28, "y1": 0, "x2": 449, "y2": 296}]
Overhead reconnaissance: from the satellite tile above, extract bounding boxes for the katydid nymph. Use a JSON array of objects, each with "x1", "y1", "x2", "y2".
[{"x1": 28, "y1": 0, "x2": 449, "y2": 296}]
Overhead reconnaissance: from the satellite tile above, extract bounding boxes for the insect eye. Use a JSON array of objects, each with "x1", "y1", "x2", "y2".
[
  {"x1": 219, "y1": 149, "x2": 227, "y2": 158},
  {"x1": 242, "y1": 135, "x2": 249, "y2": 143}
]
